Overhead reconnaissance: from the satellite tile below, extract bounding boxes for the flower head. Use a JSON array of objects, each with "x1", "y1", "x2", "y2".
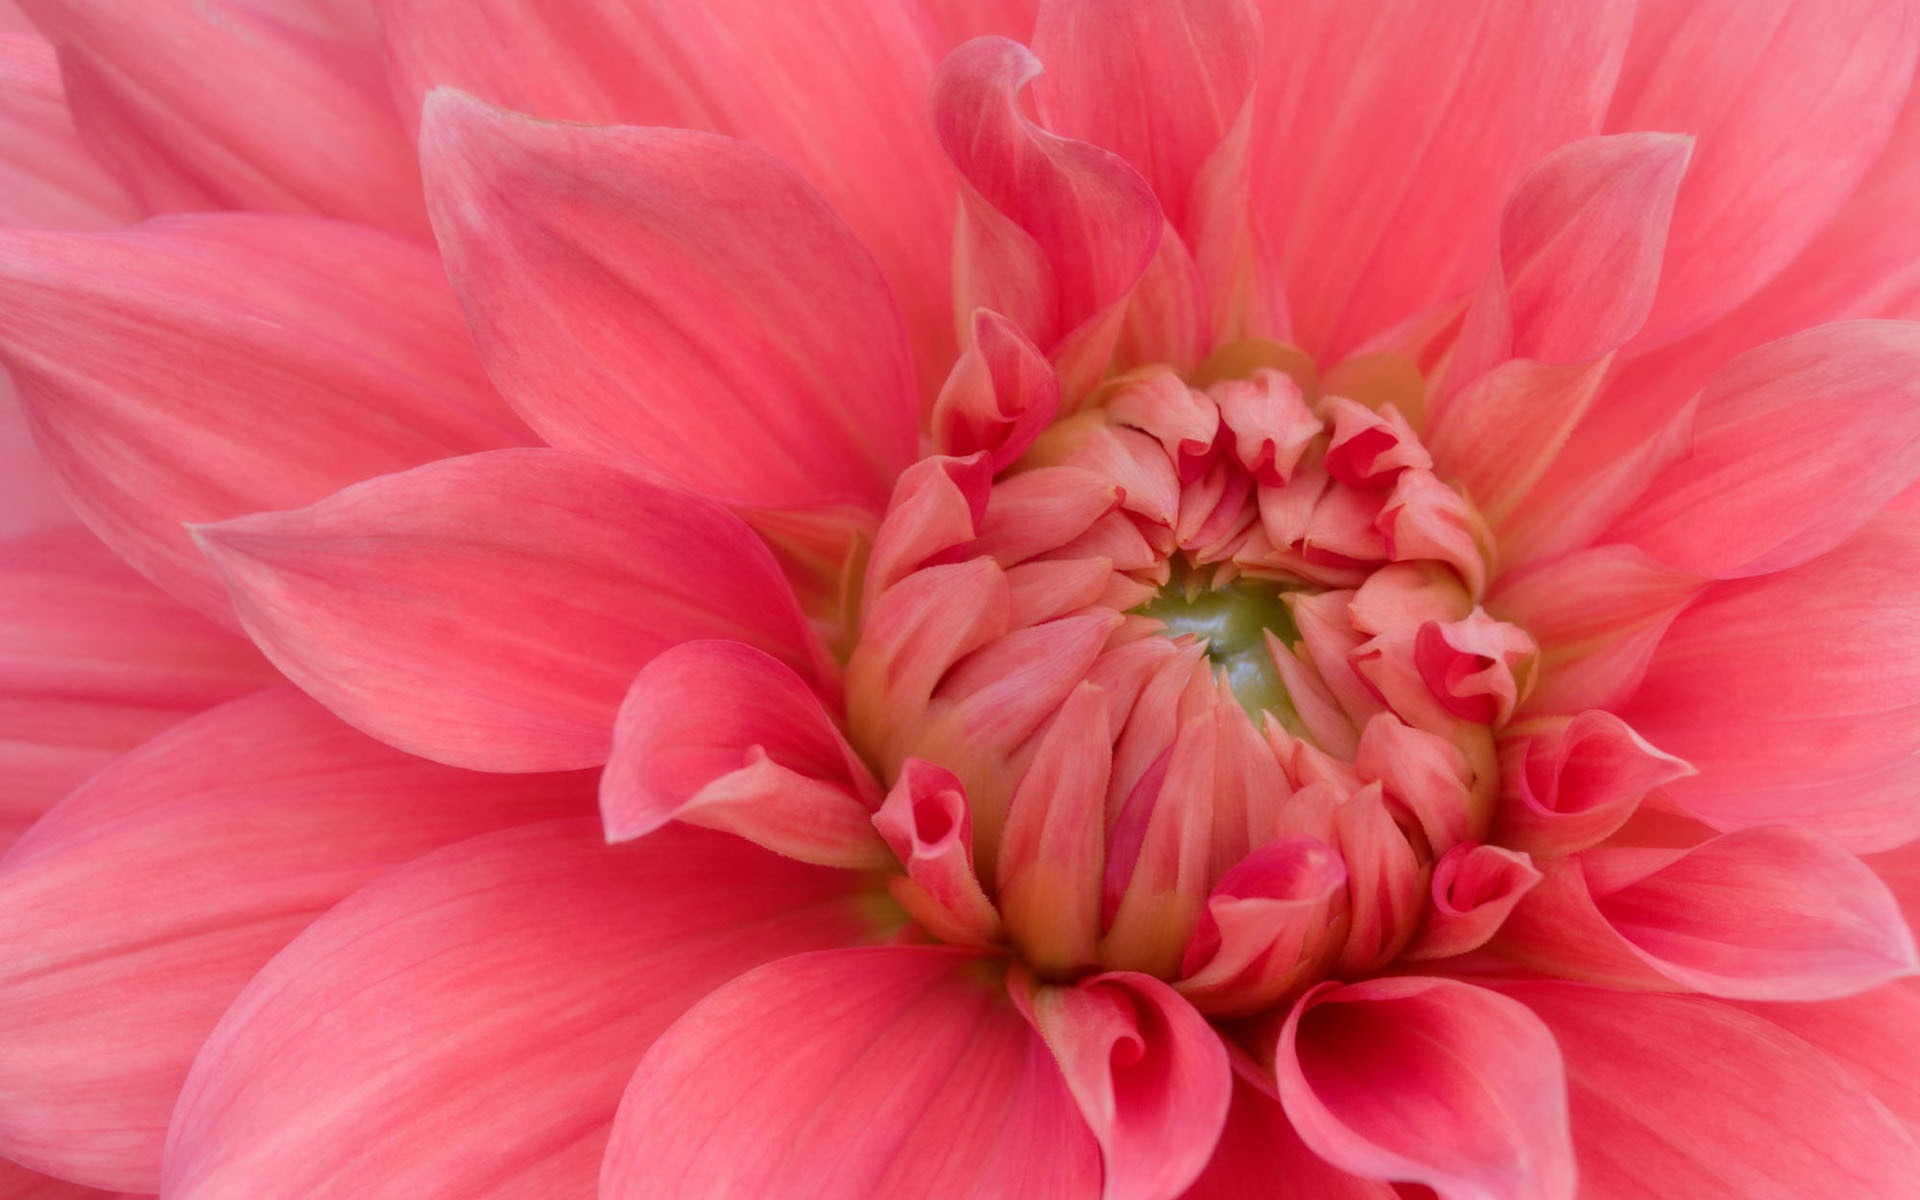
[{"x1": 3, "y1": 1, "x2": 1920, "y2": 1198}]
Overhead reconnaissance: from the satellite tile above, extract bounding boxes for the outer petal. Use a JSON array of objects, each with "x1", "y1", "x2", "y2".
[
  {"x1": 197, "y1": 449, "x2": 821, "y2": 773},
  {"x1": 0, "y1": 214, "x2": 525, "y2": 621},
  {"x1": 1612, "y1": 322, "x2": 1920, "y2": 578},
  {"x1": 0, "y1": 34, "x2": 134, "y2": 229},
  {"x1": 0, "y1": 530, "x2": 274, "y2": 852},
  {"x1": 0, "y1": 377, "x2": 68, "y2": 541},
  {"x1": 600, "y1": 947, "x2": 1101, "y2": 1200},
  {"x1": 1622, "y1": 515, "x2": 1920, "y2": 851},
  {"x1": 1182, "y1": 1073, "x2": 1398, "y2": 1200},
  {"x1": 379, "y1": 0, "x2": 958, "y2": 390},
  {"x1": 1512, "y1": 984, "x2": 1920, "y2": 1198},
  {"x1": 1250, "y1": 0, "x2": 1635, "y2": 357},
  {"x1": 0, "y1": 689, "x2": 592, "y2": 1192},
  {"x1": 1742, "y1": 981, "x2": 1920, "y2": 1132},
  {"x1": 1275, "y1": 977, "x2": 1574, "y2": 1200},
  {"x1": 19, "y1": 0, "x2": 424, "y2": 231},
  {"x1": 1607, "y1": 0, "x2": 1920, "y2": 346},
  {"x1": 419, "y1": 92, "x2": 917, "y2": 509},
  {"x1": 0, "y1": 1159, "x2": 113, "y2": 1199},
  {"x1": 164, "y1": 820, "x2": 869, "y2": 1200}
]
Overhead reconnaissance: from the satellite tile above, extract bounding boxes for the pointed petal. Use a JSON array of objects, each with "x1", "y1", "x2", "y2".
[
  {"x1": 0, "y1": 529, "x2": 273, "y2": 852},
  {"x1": 0, "y1": 215, "x2": 524, "y2": 622},
  {"x1": 1607, "y1": 0, "x2": 1920, "y2": 346},
  {"x1": 1493, "y1": 711, "x2": 1693, "y2": 857},
  {"x1": 20, "y1": 0, "x2": 423, "y2": 231},
  {"x1": 1024, "y1": 971, "x2": 1232, "y2": 1200},
  {"x1": 419, "y1": 92, "x2": 917, "y2": 509},
  {"x1": 0, "y1": 34, "x2": 134, "y2": 229},
  {"x1": 1613, "y1": 321, "x2": 1920, "y2": 578},
  {"x1": 1251, "y1": 0, "x2": 1635, "y2": 357},
  {"x1": 601, "y1": 947, "x2": 1101, "y2": 1200},
  {"x1": 163, "y1": 820, "x2": 868, "y2": 1200},
  {"x1": 1276, "y1": 977, "x2": 1574, "y2": 1200},
  {"x1": 1623, "y1": 515, "x2": 1920, "y2": 850},
  {"x1": 0, "y1": 690, "x2": 592, "y2": 1192},
  {"x1": 1512, "y1": 984, "x2": 1920, "y2": 1198},
  {"x1": 197, "y1": 450, "x2": 820, "y2": 772}
]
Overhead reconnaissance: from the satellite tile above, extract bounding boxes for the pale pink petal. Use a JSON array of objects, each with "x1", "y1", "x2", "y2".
[
  {"x1": 0, "y1": 35, "x2": 133, "y2": 229},
  {"x1": 197, "y1": 450, "x2": 821, "y2": 773},
  {"x1": 0, "y1": 529, "x2": 274, "y2": 854},
  {"x1": 1183, "y1": 1073, "x2": 1398, "y2": 1200},
  {"x1": 379, "y1": 0, "x2": 958, "y2": 390},
  {"x1": 1250, "y1": 0, "x2": 1635, "y2": 357},
  {"x1": 1275, "y1": 977, "x2": 1575, "y2": 1200},
  {"x1": 0, "y1": 214, "x2": 524, "y2": 622},
  {"x1": 20, "y1": 0, "x2": 424, "y2": 231},
  {"x1": 1496, "y1": 827, "x2": 1918, "y2": 1001},
  {"x1": 163, "y1": 820, "x2": 868, "y2": 1200},
  {"x1": 1607, "y1": 0, "x2": 1920, "y2": 347},
  {"x1": 1023, "y1": 971, "x2": 1232, "y2": 1200},
  {"x1": 998, "y1": 680, "x2": 1111, "y2": 974},
  {"x1": 930, "y1": 36, "x2": 1163, "y2": 396},
  {"x1": 872, "y1": 760, "x2": 1003, "y2": 946},
  {"x1": 601, "y1": 947, "x2": 1101, "y2": 1200},
  {"x1": 1613, "y1": 321, "x2": 1920, "y2": 578},
  {"x1": 1512, "y1": 984, "x2": 1920, "y2": 1198},
  {"x1": 0, "y1": 689, "x2": 592, "y2": 1192},
  {"x1": 419, "y1": 92, "x2": 917, "y2": 510},
  {"x1": 602, "y1": 640, "x2": 886, "y2": 870},
  {"x1": 1623, "y1": 515, "x2": 1920, "y2": 851}
]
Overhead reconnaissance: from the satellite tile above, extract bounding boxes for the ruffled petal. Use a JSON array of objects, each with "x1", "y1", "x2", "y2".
[
  {"x1": 0, "y1": 529, "x2": 273, "y2": 852},
  {"x1": 419, "y1": 92, "x2": 918, "y2": 509},
  {"x1": 1275, "y1": 977, "x2": 1574, "y2": 1200},
  {"x1": 19, "y1": 0, "x2": 423, "y2": 231},
  {"x1": 0, "y1": 690, "x2": 592, "y2": 1192},
  {"x1": 0, "y1": 214, "x2": 524, "y2": 621},
  {"x1": 164, "y1": 820, "x2": 867, "y2": 1200},
  {"x1": 0, "y1": 34, "x2": 134, "y2": 229},
  {"x1": 601, "y1": 947, "x2": 1101, "y2": 1199},
  {"x1": 1512, "y1": 984, "x2": 1920, "y2": 1198},
  {"x1": 197, "y1": 449, "x2": 821, "y2": 773}
]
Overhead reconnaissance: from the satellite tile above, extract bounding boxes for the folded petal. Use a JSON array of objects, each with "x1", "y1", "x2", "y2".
[
  {"x1": 0, "y1": 34, "x2": 134, "y2": 229},
  {"x1": 0, "y1": 689, "x2": 592, "y2": 1192},
  {"x1": 380, "y1": 0, "x2": 958, "y2": 390},
  {"x1": 419, "y1": 92, "x2": 917, "y2": 509},
  {"x1": 20, "y1": 0, "x2": 423, "y2": 231},
  {"x1": 601, "y1": 946, "x2": 1101, "y2": 1199},
  {"x1": 1250, "y1": 0, "x2": 1635, "y2": 357},
  {"x1": 1607, "y1": 0, "x2": 1920, "y2": 347},
  {"x1": 0, "y1": 214, "x2": 524, "y2": 621},
  {"x1": 1511, "y1": 984, "x2": 1920, "y2": 1198},
  {"x1": 0, "y1": 529, "x2": 274, "y2": 853},
  {"x1": 1275, "y1": 977, "x2": 1574, "y2": 1200},
  {"x1": 1623, "y1": 514, "x2": 1920, "y2": 850},
  {"x1": 198, "y1": 449, "x2": 822, "y2": 773},
  {"x1": 1613, "y1": 321, "x2": 1920, "y2": 578},
  {"x1": 163, "y1": 819, "x2": 868, "y2": 1200}
]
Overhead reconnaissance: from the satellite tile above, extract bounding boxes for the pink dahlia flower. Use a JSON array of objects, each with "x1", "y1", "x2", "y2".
[{"x1": 4, "y1": 0, "x2": 1920, "y2": 1196}]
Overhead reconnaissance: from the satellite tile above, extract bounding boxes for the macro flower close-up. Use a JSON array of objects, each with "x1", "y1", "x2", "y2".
[{"x1": 6, "y1": 0, "x2": 1920, "y2": 1197}]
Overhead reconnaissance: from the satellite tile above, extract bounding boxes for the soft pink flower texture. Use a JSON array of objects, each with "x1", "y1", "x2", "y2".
[{"x1": 3, "y1": 1, "x2": 1920, "y2": 1198}]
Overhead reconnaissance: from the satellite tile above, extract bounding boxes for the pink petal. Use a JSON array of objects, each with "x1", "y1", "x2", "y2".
[
  {"x1": 19, "y1": 0, "x2": 423, "y2": 231},
  {"x1": 0, "y1": 34, "x2": 133, "y2": 229},
  {"x1": 1607, "y1": 0, "x2": 1920, "y2": 347},
  {"x1": 932, "y1": 309, "x2": 1062, "y2": 470},
  {"x1": 1622, "y1": 514, "x2": 1920, "y2": 851},
  {"x1": 1493, "y1": 710, "x2": 1694, "y2": 857},
  {"x1": 0, "y1": 529, "x2": 274, "y2": 853},
  {"x1": 1612, "y1": 321, "x2": 1920, "y2": 578},
  {"x1": 998, "y1": 680, "x2": 1111, "y2": 974},
  {"x1": 0, "y1": 1158, "x2": 115, "y2": 1200},
  {"x1": 379, "y1": 0, "x2": 959, "y2": 391},
  {"x1": 1512, "y1": 984, "x2": 1920, "y2": 1198},
  {"x1": 1404, "y1": 843, "x2": 1543, "y2": 962},
  {"x1": 0, "y1": 214, "x2": 523, "y2": 622},
  {"x1": 930, "y1": 36, "x2": 1163, "y2": 396},
  {"x1": 873, "y1": 760, "x2": 1003, "y2": 947},
  {"x1": 1183, "y1": 1072, "x2": 1399, "y2": 1200},
  {"x1": 1497, "y1": 827, "x2": 1918, "y2": 1001},
  {"x1": 601, "y1": 946, "x2": 1101, "y2": 1199},
  {"x1": 1176, "y1": 835, "x2": 1348, "y2": 1016},
  {"x1": 1741, "y1": 980, "x2": 1920, "y2": 1132},
  {"x1": 1250, "y1": 0, "x2": 1635, "y2": 358},
  {"x1": 1023, "y1": 971, "x2": 1232, "y2": 1200},
  {"x1": 1275, "y1": 977, "x2": 1575, "y2": 1200},
  {"x1": 419, "y1": 91, "x2": 918, "y2": 510},
  {"x1": 0, "y1": 689, "x2": 592, "y2": 1192},
  {"x1": 164, "y1": 820, "x2": 867, "y2": 1200},
  {"x1": 197, "y1": 449, "x2": 820, "y2": 773},
  {"x1": 0, "y1": 375, "x2": 71, "y2": 542}
]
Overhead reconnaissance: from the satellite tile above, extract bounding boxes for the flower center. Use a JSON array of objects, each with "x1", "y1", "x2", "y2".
[{"x1": 1134, "y1": 562, "x2": 1298, "y2": 721}]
